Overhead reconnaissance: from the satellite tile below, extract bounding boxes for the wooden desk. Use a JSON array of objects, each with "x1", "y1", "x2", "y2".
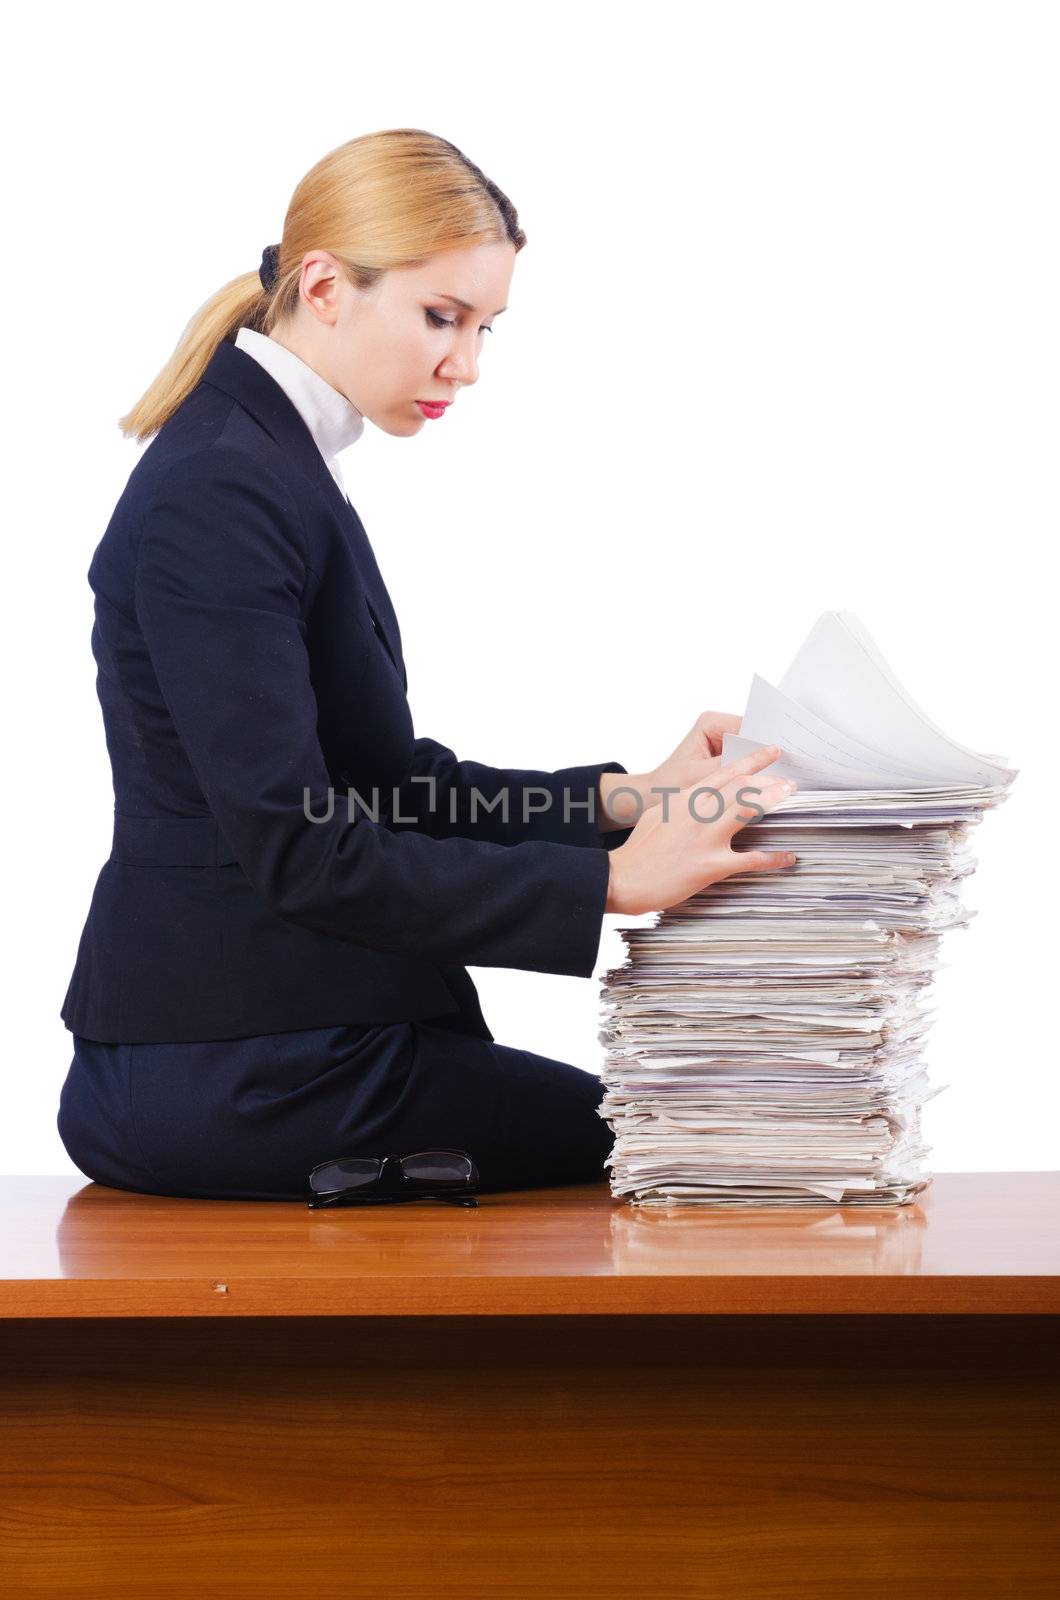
[{"x1": 1, "y1": 1172, "x2": 1056, "y2": 1597}]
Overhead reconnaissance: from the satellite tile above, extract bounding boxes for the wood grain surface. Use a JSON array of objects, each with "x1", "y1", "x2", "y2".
[
  {"x1": 0, "y1": 1314, "x2": 1056, "y2": 1598},
  {"x1": 2, "y1": 1171, "x2": 1058, "y2": 1317}
]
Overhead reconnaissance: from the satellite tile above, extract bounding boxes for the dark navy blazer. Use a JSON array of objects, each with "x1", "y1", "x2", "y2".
[{"x1": 61, "y1": 337, "x2": 632, "y2": 1044}]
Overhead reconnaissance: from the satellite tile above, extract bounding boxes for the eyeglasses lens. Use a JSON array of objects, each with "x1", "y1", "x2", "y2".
[
  {"x1": 310, "y1": 1157, "x2": 382, "y2": 1194},
  {"x1": 400, "y1": 1153, "x2": 473, "y2": 1184}
]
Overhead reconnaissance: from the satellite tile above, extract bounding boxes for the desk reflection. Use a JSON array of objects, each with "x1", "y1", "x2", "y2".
[
  {"x1": 50, "y1": 1177, "x2": 933, "y2": 1286},
  {"x1": 610, "y1": 1198, "x2": 928, "y2": 1277}
]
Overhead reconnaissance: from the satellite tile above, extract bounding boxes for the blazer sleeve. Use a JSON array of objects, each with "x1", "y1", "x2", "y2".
[
  {"x1": 133, "y1": 446, "x2": 613, "y2": 979},
  {"x1": 387, "y1": 738, "x2": 636, "y2": 851}
]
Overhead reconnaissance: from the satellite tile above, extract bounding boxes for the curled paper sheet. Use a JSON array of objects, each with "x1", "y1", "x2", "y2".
[{"x1": 597, "y1": 611, "x2": 1016, "y2": 1209}]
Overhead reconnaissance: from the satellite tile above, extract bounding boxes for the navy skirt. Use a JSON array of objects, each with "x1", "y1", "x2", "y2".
[{"x1": 57, "y1": 1012, "x2": 615, "y2": 1201}]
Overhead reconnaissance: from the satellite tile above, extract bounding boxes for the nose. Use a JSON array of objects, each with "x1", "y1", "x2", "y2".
[{"x1": 438, "y1": 329, "x2": 480, "y2": 387}]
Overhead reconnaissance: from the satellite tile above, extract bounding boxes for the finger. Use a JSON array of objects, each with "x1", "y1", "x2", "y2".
[
  {"x1": 700, "y1": 711, "x2": 743, "y2": 755},
  {"x1": 724, "y1": 848, "x2": 798, "y2": 875},
  {"x1": 711, "y1": 765, "x2": 795, "y2": 812},
  {"x1": 719, "y1": 777, "x2": 798, "y2": 835},
  {"x1": 700, "y1": 743, "x2": 781, "y2": 792},
  {"x1": 714, "y1": 770, "x2": 790, "y2": 811},
  {"x1": 674, "y1": 775, "x2": 791, "y2": 837}
]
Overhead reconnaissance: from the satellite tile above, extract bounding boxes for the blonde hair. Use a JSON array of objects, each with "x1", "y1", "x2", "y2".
[{"x1": 119, "y1": 128, "x2": 527, "y2": 443}]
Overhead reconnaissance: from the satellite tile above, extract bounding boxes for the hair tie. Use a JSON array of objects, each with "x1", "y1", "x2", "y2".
[{"x1": 258, "y1": 243, "x2": 281, "y2": 293}]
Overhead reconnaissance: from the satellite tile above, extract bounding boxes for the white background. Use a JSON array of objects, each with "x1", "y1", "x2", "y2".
[{"x1": 6, "y1": 1, "x2": 1056, "y2": 1176}]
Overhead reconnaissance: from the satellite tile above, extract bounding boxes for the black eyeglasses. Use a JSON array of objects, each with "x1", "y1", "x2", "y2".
[{"x1": 306, "y1": 1149, "x2": 480, "y2": 1208}]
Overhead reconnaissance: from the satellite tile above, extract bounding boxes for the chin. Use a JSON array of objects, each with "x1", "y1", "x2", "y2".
[{"x1": 372, "y1": 409, "x2": 425, "y2": 438}]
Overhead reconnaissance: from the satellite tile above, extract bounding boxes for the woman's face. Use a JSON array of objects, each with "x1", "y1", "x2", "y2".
[{"x1": 277, "y1": 240, "x2": 515, "y2": 436}]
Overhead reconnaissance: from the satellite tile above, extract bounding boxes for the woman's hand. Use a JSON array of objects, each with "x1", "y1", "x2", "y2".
[
  {"x1": 598, "y1": 710, "x2": 744, "y2": 829},
  {"x1": 604, "y1": 743, "x2": 798, "y2": 916}
]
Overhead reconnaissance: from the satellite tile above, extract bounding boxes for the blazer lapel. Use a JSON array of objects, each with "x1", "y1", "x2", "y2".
[{"x1": 340, "y1": 496, "x2": 406, "y2": 685}]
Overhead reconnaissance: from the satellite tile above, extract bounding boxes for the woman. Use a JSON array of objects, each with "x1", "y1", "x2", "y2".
[{"x1": 57, "y1": 129, "x2": 796, "y2": 1201}]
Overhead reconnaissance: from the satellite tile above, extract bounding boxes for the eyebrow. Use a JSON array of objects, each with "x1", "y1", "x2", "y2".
[{"x1": 429, "y1": 292, "x2": 508, "y2": 316}]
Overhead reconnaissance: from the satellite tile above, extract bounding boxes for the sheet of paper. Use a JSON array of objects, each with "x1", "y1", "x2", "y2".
[{"x1": 777, "y1": 611, "x2": 1015, "y2": 786}]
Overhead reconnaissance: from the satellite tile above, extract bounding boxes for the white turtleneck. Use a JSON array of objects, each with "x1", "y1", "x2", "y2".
[{"x1": 233, "y1": 325, "x2": 364, "y2": 501}]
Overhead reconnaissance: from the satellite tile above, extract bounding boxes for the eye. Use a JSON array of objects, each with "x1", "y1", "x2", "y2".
[{"x1": 426, "y1": 310, "x2": 493, "y2": 334}]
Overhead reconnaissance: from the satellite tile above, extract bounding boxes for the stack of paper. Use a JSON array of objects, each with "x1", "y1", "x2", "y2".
[{"x1": 597, "y1": 612, "x2": 1016, "y2": 1208}]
